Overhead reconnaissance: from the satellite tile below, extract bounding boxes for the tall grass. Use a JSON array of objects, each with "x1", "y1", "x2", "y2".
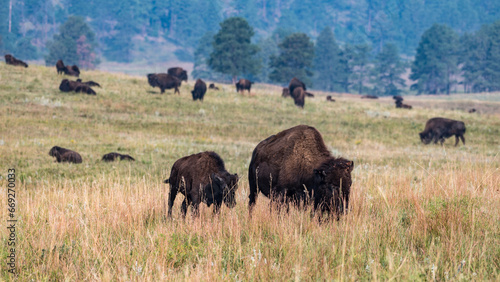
[{"x1": 0, "y1": 63, "x2": 499, "y2": 280}]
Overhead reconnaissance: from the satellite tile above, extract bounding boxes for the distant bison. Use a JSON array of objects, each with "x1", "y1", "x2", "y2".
[
  {"x1": 235, "y1": 79, "x2": 252, "y2": 94},
  {"x1": 305, "y1": 92, "x2": 315, "y2": 97},
  {"x1": 361, "y1": 95, "x2": 378, "y2": 99},
  {"x1": 62, "y1": 64, "x2": 80, "y2": 77},
  {"x1": 165, "y1": 151, "x2": 239, "y2": 217},
  {"x1": 395, "y1": 100, "x2": 412, "y2": 109},
  {"x1": 288, "y1": 77, "x2": 306, "y2": 95},
  {"x1": 102, "y1": 152, "x2": 135, "y2": 162},
  {"x1": 4, "y1": 54, "x2": 28, "y2": 67},
  {"x1": 168, "y1": 67, "x2": 188, "y2": 82},
  {"x1": 56, "y1": 60, "x2": 65, "y2": 74},
  {"x1": 468, "y1": 108, "x2": 476, "y2": 113},
  {"x1": 282, "y1": 88, "x2": 290, "y2": 98},
  {"x1": 59, "y1": 79, "x2": 96, "y2": 95},
  {"x1": 291, "y1": 87, "x2": 306, "y2": 108},
  {"x1": 76, "y1": 79, "x2": 101, "y2": 87},
  {"x1": 147, "y1": 73, "x2": 181, "y2": 94},
  {"x1": 209, "y1": 83, "x2": 219, "y2": 90},
  {"x1": 248, "y1": 125, "x2": 354, "y2": 218},
  {"x1": 392, "y1": 95, "x2": 403, "y2": 102},
  {"x1": 419, "y1": 117, "x2": 466, "y2": 146},
  {"x1": 49, "y1": 146, "x2": 82, "y2": 164},
  {"x1": 326, "y1": 96, "x2": 335, "y2": 102},
  {"x1": 191, "y1": 79, "x2": 207, "y2": 101}
]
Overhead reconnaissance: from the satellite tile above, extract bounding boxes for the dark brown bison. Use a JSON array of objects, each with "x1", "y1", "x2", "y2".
[
  {"x1": 248, "y1": 125, "x2": 354, "y2": 218},
  {"x1": 282, "y1": 88, "x2": 290, "y2": 97},
  {"x1": 393, "y1": 95, "x2": 403, "y2": 102},
  {"x1": 288, "y1": 77, "x2": 306, "y2": 95},
  {"x1": 361, "y1": 95, "x2": 378, "y2": 99},
  {"x1": 168, "y1": 67, "x2": 188, "y2": 82},
  {"x1": 326, "y1": 96, "x2": 335, "y2": 102},
  {"x1": 164, "y1": 151, "x2": 239, "y2": 217},
  {"x1": 59, "y1": 79, "x2": 96, "y2": 95},
  {"x1": 62, "y1": 65, "x2": 80, "y2": 77},
  {"x1": 235, "y1": 79, "x2": 252, "y2": 94},
  {"x1": 102, "y1": 152, "x2": 135, "y2": 162},
  {"x1": 56, "y1": 60, "x2": 65, "y2": 74},
  {"x1": 4, "y1": 54, "x2": 28, "y2": 67},
  {"x1": 76, "y1": 79, "x2": 101, "y2": 87},
  {"x1": 468, "y1": 108, "x2": 476, "y2": 113},
  {"x1": 191, "y1": 79, "x2": 207, "y2": 101},
  {"x1": 305, "y1": 92, "x2": 315, "y2": 97},
  {"x1": 395, "y1": 100, "x2": 412, "y2": 109},
  {"x1": 419, "y1": 117, "x2": 466, "y2": 146},
  {"x1": 49, "y1": 146, "x2": 82, "y2": 164},
  {"x1": 291, "y1": 87, "x2": 306, "y2": 108},
  {"x1": 147, "y1": 73, "x2": 181, "y2": 94},
  {"x1": 209, "y1": 83, "x2": 219, "y2": 90}
]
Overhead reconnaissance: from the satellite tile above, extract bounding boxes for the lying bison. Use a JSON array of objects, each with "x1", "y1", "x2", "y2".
[
  {"x1": 419, "y1": 117, "x2": 466, "y2": 146},
  {"x1": 209, "y1": 83, "x2": 219, "y2": 90},
  {"x1": 326, "y1": 96, "x2": 335, "y2": 102},
  {"x1": 248, "y1": 125, "x2": 354, "y2": 218},
  {"x1": 147, "y1": 73, "x2": 181, "y2": 94},
  {"x1": 57, "y1": 62, "x2": 80, "y2": 77},
  {"x1": 59, "y1": 79, "x2": 96, "y2": 95},
  {"x1": 236, "y1": 79, "x2": 252, "y2": 94},
  {"x1": 76, "y1": 79, "x2": 101, "y2": 87},
  {"x1": 168, "y1": 67, "x2": 188, "y2": 82},
  {"x1": 165, "y1": 151, "x2": 239, "y2": 217},
  {"x1": 102, "y1": 152, "x2": 135, "y2": 162},
  {"x1": 49, "y1": 146, "x2": 82, "y2": 164},
  {"x1": 191, "y1": 79, "x2": 207, "y2": 101},
  {"x1": 4, "y1": 54, "x2": 28, "y2": 67}
]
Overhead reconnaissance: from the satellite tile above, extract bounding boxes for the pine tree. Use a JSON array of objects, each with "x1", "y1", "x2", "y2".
[
  {"x1": 372, "y1": 43, "x2": 406, "y2": 95},
  {"x1": 269, "y1": 33, "x2": 315, "y2": 86},
  {"x1": 350, "y1": 44, "x2": 372, "y2": 94},
  {"x1": 313, "y1": 27, "x2": 343, "y2": 92},
  {"x1": 209, "y1": 17, "x2": 260, "y2": 82},
  {"x1": 483, "y1": 20, "x2": 500, "y2": 91}
]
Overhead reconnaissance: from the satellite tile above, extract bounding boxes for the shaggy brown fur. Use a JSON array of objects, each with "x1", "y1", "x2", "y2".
[
  {"x1": 59, "y1": 79, "x2": 96, "y2": 95},
  {"x1": 164, "y1": 151, "x2": 239, "y2": 217},
  {"x1": 4, "y1": 54, "x2": 28, "y2": 67},
  {"x1": 147, "y1": 73, "x2": 181, "y2": 94},
  {"x1": 102, "y1": 152, "x2": 135, "y2": 162},
  {"x1": 395, "y1": 100, "x2": 412, "y2": 109},
  {"x1": 248, "y1": 125, "x2": 354, "y2": 218},
  {"x1": 326, "y1": 96, "x2": 335, "y2": 102},
  {"x1": 208, "y1": 83, "x2": 219, "y2": 90},
  {"x1": 56, "y1": 60, "x2": 65, "y2": 74},
  {"x1": 291, "y1": 87, "x2": 306, "y2": 108},
  {"x1": 468, "y1": 108, "x2": 476, "y2": 113},
  {"x1": 49, "y1": 146, "x2": 82, "y2": 163},
  {"x1": 168, "y1": 67, "x2": 188, "y2": 82},
  {"x1": 191, "y1": 79, "x2": 207, "y2": 101},
  {"x1": 63, "y1": 65, "x2": 80, "y2": 77},
  {"x1": 288, "y1": 77, "x2": 306, "y2": 95},
  {"x1": 419, "y1": 117, "x2": 466, "y2": 146},
  {"x1": 235, "y1": 79, "x2": 252, "y2": 94}
]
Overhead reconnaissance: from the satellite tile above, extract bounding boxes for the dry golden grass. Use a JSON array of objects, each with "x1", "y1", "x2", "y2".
[{"x1": 0, "y1": 63, "x2": 499, "y2": 280}]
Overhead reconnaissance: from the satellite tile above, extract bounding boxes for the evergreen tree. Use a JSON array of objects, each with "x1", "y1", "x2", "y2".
[
  {"x1": 338, "y1": 44, "x2": 355, "y2": 92},
  {"x1": 482, "y1": 20, "x2": 500, "y2": 91},
  {"x1": 410, "y1": 24, "x2": 459, "y2": 94},
  {"x1": 209, "y1": 17, "x2": 260, "y2": 82},
  {"x1": 350, "y1": 44, "x2": 372, "y2": 94},
  {"x1": 372, "y1": 43, "x2": 406, "y2": 95},
  {"x1": 14, "y1": 37, "x2": 38, "y2": 60},
  {"x1": 269, "y1": 33, "x2": 315, "y2": 86},
  {"x1": 45, "y1": 16, "x2": 99, "y2": 68},
  {"x1": 313, "y1": 26, "x2": 343, "y2": 92}
]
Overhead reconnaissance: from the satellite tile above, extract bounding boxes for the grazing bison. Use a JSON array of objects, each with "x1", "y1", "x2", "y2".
[
  {"x1": 248, "y1": 125, "x2": 354, "y2": 218},
  {"x1": 59, "y1": 79, "x2": 96, "y2": 95},
  {"x1": 49, "y1": 146, "x2": 82, "y2": 164},
  {"x1": 168, "y1": 67, "x2": 188, "y2": 82},
  {"x1": 147, "y1": 73, "x2": 181, "y2": 94},
  {"x1": 209, "y1": 83, "x2": 219, "y2": 90},
  {"x1": 4, "y1": 54, "x2": 28, "y2": 67},
  {"x1": 288, "y1": 77, "x2": 306, "y2": 95},
  {"x1": 326, "y1": 96, "x2": 335, "y2": 102},
  {"x1": 419, "y1": 117, "x2": 466, "y2": 146},
  {"x1": 102, "y1": 152, "x2": 135, "y2": 162},
  {"x1": 56, "y1": 60, "x2": 65, "y2": 74},
  {"x1": 395, "y1": 100, "x2": 412, "y2": 109},
  {"x1": 165, "y1": 151, "x2": 239, "y2": 217},
  {"x1": 191, "y1": 79, "x2": 207, "y2": 101},
  {"x1": 291, "y1": 87, "x2": 306, "y2": 108},
  {"x1": 361, "y1": 95, "x2": 378, "y2": 99},
  {"x1": 235, "y1": 79, "x2": 252, "y2": 94},
  {"x1": 76, "y1": 79, "x2": 101, "y2": 87},
  {"x1": 282, "y1": 88, "x2": 290, "y2": 98}
]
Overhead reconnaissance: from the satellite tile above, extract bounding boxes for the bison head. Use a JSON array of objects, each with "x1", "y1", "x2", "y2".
[
  {"x1": 179, "y1": 70, "x2": 188, "y2": 82},
  {"x1": 48, "y1": 146, "x2": 61, "y2": 157},
  {"x1": 147, "y1": 74, "x2": 158, "y2": 88},
  {"x1": 203, "y1": 173, "x2": 239, "y2": 208},
  {"x1": 419, "y1": 132, "x2": 432, "y2": 144}
]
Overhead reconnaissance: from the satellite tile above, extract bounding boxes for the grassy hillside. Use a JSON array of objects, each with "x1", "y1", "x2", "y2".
[{"x1": 0, "y1": 63, "x2": 499, "y2": 280}]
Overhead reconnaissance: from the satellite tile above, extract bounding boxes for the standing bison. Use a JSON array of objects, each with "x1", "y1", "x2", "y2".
[
  {"x1": 248, "y1": 125, "x2": 354, "y2": 218},
  {"x1": 168, "y1": 67, "x2": 188, "y2": 82},
  {"x1": 165, "y1": 151, "x2": 239, "y2": 217},
  {"x1": 291, "y1": 87, "x2": 306, "y2": 108},
  {"x1": 419, "y1": 117, "x2": 466, "y2": 146},
  {"x1": 4, "y1": 54, "x2": 28, "y2": 67},
  {"x1": 147, "y1": 73, "x2": 181, "y2": 94},
  {"x1": 235, "y1": 79, "x2": 252, "y2": 94},
  {"x1": 288, "y1": 77, "x2": 306, "y2": 95},
  {"x1": 191, "y1": 79, "x2": 207, "y2": 101},
  {"x1": 49, "y1": 146, "x2": 82, "y2": 163}
]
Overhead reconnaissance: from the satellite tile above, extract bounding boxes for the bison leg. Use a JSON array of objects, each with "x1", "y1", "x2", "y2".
[
  {"x1": 191, "y1": 202, "x2": 200, "y2": 217},
  {"x1": 454, "y1": 135, "x2": 460, "y2": 146},
  {"x1": 160, "y1": 87, "x2": 165, "y2": 94},
  {"x1": 181, "y1": 199, "x2": 188, "y2": 218},
  {"x1": 167, "y1": 188, "x2": 178, "y2": 218},
  {"x1": 175, "y1": 86, "x2": 180, "y2": 95},
  {"x1": 460, "y1": 135, "x2": 465, "y2": 145}
]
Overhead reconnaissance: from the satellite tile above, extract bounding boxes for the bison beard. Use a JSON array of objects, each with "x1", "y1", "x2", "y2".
[
  {"x1": 49, "y1": 146, "x2": 82, "y2": 164},
  {"x1": 165, "y1": 151, "x2": 239, "y2": 218},
  {"x1": 248, "y1": 125, "x2": 354, "y2": 219},
  {"x1": 419, "y1": 117, "x2": 466, "y2": 146},
  {"x1": 191, "y1": 79, "x2": 207, "y2": 101}
]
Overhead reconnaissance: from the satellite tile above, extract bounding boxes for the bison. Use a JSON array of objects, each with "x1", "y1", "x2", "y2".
[
  {"x1": 165, "y1": 151, "x2": 239, "y2": 217},
  {"x1": 4, "y1": 54, "x2": 28, "y2": 67},
  {"x1": 282, "y1": 88, "x2": 290, "y2": 98},
  {"x1": 56, "y1": 60, "x2": 65, "y2": 74},
  {"x1": 468, "y1": 108, "x2": 476, "y2": 113},
  {"x1": 291, "y1": 87, "x2": 306, "y2": 108},
  {"x1": 209, "y1": 83, "x2": 219, "y2": 90},
  {"x1": 59, "y1": 79, "x2": 96, "y2": 95},
  {"x1": 102, "y1": 152, "x2": 135, "y2": 162},
  {"x1": 49, "y1": 146, "x2": 82, "y2": 164},
  {"x1": 76, "y1": 79, "x2": 101, "y2": 87},
  {"x1": 288, "y1": 77, "x2": 306, "y2": 96},
  {"x1": 147, "y1": 73, "x2": 181, "y2": 94},
  {"x1": 168, "y1": 67, "x2": 188, "y2": 82},
  {"x1": 419, "y1": 117, "x2": 466, "y2": 146},
  {"x1": 191, "y1": 79, "x2": 207, "y2": 101},
  {"x1": 248, "y1": 125, "x2": 354, "y2": 218},
  {"x1": 326, "y1": 96, "x2": 335, "y2": 102},
  {"x1": 61, "y1": 65, "x2": 80, "y2": 77},
  {"x1": 305, "y1": 92, "x2": 315, "y2": 97},
  {"x1": 235, "y1": 79, "x2": 252, "y2": 94},
  {"x1": 395, "y1": 100, "x2": 412, "y2": 109},
  {"x1": 361, "y1": 95, "x2": 378, "y2": 99}
]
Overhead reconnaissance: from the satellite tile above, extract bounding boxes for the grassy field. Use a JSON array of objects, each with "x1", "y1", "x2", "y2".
[{"x1": 0, "y1": 63, "x2": 499, "y2": 281}]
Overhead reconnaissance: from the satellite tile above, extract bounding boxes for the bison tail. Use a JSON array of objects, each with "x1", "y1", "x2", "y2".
[{"x1": 163, "y1": 179, "x2": 170, "y2": 184}]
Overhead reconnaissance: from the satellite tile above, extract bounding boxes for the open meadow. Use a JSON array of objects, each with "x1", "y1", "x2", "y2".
[{"x1": 0, "y1": 63, "x2": 499, "y2": 280}]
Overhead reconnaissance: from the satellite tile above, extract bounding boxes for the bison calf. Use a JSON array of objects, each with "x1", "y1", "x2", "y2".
[
  {"x1": 191, "y1": 79, "x2": 207, "y2": 101},
  {"x1": 165, "y1": 151, "x2": 239, "y2": 217},
  {"x1": 419, "y1": 117, "x2": 466, "y2": 146},
  {"x1": 102, "y1": 152, "x2": 135, "y2": 162},
  {"x1": 248, "y1": 125, "x2": 354, "y2": 219},
  {"x1": 49, "y1": 146, "x2": 82, "y2": 164}
]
